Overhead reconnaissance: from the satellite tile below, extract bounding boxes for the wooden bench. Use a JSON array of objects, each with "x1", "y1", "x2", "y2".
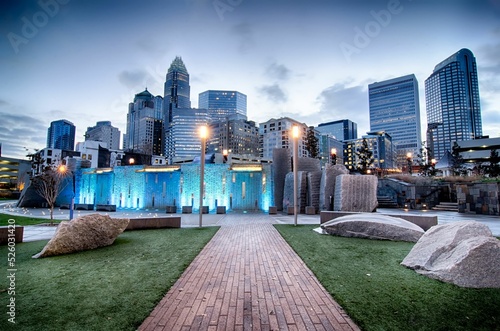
[
  {"x1": 125, "y1": 217, "x2": 181, "y2": 230},
  {"x1": 0, "y1": 226, "x2": 24, "y2": 245},
  {"x1": 95, "y1": 204, "x2": 116, "y2": 212},
  {"x1": 75, "y1": 204, "x2": 94, "y2": 210},
  {"x1": 182, "y1": 206, "x2": 192, "y2": 214}
]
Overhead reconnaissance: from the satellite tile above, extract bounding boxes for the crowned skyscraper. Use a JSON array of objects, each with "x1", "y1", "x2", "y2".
[
  {"x1": 164, "y1": 56, "x2": 191, "y2": 123},
  {"x1": 425, "y1": 48, "x2": 482, "y2": 161}
]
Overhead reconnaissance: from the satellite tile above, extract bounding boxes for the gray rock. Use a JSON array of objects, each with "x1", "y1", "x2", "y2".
[
  {"x1": 334, "y1": 175, "x2": 378, "y2": 212},
  {"x1": 401, "y1": 221, "x2": 500, "y2": 288},
  {"x1": 319, "y1": 164, "x2": 349, "y2": 211},
  {"x1": 307, "y1": 171, "x2": 322, "y2": 213},
  {"x1": 321, "y1": 214, "x2": 424, "y2": 242},
  {"x1": 272, "y1": 148, "x2": 291, "y2": 211},
  {"x1": 33, "y1": 214, "x2": 129, "y2": 258},
  {"x1": 283, "y1": 171, "x2": 307, "y2": 213}
]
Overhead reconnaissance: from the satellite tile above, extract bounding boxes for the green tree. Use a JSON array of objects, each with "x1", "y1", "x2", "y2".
[
  {"x1": 485, "y1": 149, "x2": 500, "y2": 177},
  {"x1": 305, "y1": 126, "x2": 319, "y2": 159},
  {"x1": 30, "y1": 163, "x2": 68, "y2": 223},
  {"x1": 355, "y1": 138, "x2": 374, "y2": 174},
  {"x1": 451, "y1": 142, "x2": 466, "y2": 176}
]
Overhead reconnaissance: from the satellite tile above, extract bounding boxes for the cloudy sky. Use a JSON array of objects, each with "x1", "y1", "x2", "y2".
[{"x1": 1, "y1": 0, "x2": 499, "y2": 159}]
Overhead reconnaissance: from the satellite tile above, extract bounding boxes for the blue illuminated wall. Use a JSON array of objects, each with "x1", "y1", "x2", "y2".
[{"x1": 75, "y1": 164, "x2": 274, "y2": 212}]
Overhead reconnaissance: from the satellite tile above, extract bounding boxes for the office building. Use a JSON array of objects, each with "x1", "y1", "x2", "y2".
[
  {"x1": 208, "y1": 115, "x2": 259, "y2": 157},
  {"x1": 164, "y1": 56, "x2": 191, "y2": 123},
  {"x1": 318, "y1": 134, "x2": 344, "y2": 167},
  {"x1": 165, "y1": 108, "x2": 210, "y2": 163},
  {"x1": 259, "y1": 117, "x2": 309, "y2": 160},
  {"x1": 344, "y1": 131, "x2": 396, "y2": 171},
  {"x1": 425, "y1": 48, "x2": 482, "y2": 161},
  {"x1": 47, "y1": 119, "x2": 76, "y2": 151},
  {"x1": 199, "y1": 90, "x2": 247, "y2": 123},
  {"x1": 369, "y1": 74, "x2": 421, "y2": 167},
  {"x1": 0, "y1": 156, "x2": 31, "y2": 198},
  {"x1": 124, "y1": 89, "x2": 164, "y2": 156},
  {"x1": 85, "y1": 121, "x2": 121, "y2": 151},
  {"x1": 317, "y1": 119, "x2": 357, "y2": 141}
]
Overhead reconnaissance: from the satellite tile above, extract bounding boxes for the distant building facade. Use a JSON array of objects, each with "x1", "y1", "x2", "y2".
[
  {"x1": 47, "y1": 119, "x2": 76, "y2": 151},
  {"x1": 317, "y1": 119, "x2": 357, "y2": 141},
  {"x1": 318, "y1": 134, "x2": 344, "y2": 167},
  {"x1": 124, "y1": 89, "x2": 163, "y2": 156},
  {"x1": 85, "y1": 121, "x2": 121, "y2": 150},
  {"x1": 344, "y1": 131, "x2": 396, "y2": 171},
  {"x1": 259, "y1": 117, "x2": 309, "y2": 160},
  {"x1": 165, "y1": 108, "x2": 210, "y2": 163},
  {"x1": 208, "y1": 115, "x2": 259, "y2": 157},
  {"x1": 369, "y1": 74, "x2": 421, "y2": 168},
  {"x1": 425, "y1": 48, "x2": 482, "y2": 161},
  {"x1": 199, "y1": 90, "x2": 247, "y2": 123},
  {"x1": 0, "y1": 156, "x2": 31, "y2": 198}
]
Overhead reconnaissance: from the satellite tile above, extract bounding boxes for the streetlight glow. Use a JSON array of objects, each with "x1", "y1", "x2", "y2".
[
  {"x1": 292, "y1": 125, "x2": 299, "y2": 138},
  {"x1": 199, "y1": 125, "x2": 208, "y2": 139}
]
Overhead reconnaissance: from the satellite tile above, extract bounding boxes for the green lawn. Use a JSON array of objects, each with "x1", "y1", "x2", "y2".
[
  {"x1": 0, "y1": 213, "x2": 59, "y2": 226},
  {"x1": 275, "y1": 224, "x2": 500, "y2": 331},
  {"x1": 0, "y1": 227, "x2": 219, "y2": 330}
]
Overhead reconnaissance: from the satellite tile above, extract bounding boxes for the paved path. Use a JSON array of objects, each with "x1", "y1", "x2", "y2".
[{"x1": 139, "y1": 214, "x2": 360, "y2": 331}]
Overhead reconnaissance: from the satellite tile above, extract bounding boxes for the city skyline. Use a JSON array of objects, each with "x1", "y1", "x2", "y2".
[{"x1": 1, "y1": 0, "x2": 499, "y2": 159}]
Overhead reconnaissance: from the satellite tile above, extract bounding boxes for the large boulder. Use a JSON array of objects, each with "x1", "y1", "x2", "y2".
[
  {"x1": 33, "y1": 214, "x2": 129, "y2": 258},
  {"x1": 401, "y1": 221, "x2": 500, "y2": 288},
  {"x1": 321, "y1": 214, "x2": 424, "y2": 242},
  {"x1": 334, "y1": 175, "x2": 378, "y2": 212}
]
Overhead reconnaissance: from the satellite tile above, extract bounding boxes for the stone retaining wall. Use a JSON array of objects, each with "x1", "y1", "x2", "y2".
[{"x1": 456, "y1": 183, "x2": 500, "y2": 215}]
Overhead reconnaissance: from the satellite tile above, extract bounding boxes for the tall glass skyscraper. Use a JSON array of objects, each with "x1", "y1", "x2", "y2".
[
  {"x1": 164, "y1": 56, "x2": 191, "y2": 123},
  {"x1": 198, "y1": 90, "x2": 247, "y2": 123},
  {"x1": 369, "y1": 74, "x2": 421, "y2": 168},
  {"x1": 317, "y1": 119, "x2": 357, "y2": 141},
  {"x1": 47, "y1": 119, "x2": 76, "y2": 151},
  {"x1": 425, "y1": 48, "x2": 482, "y2": 161}
]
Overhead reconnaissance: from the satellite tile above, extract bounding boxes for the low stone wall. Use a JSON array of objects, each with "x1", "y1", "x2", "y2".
[
  {"x1": 320, "y1": 211, "x2": 438, "y2": 231},
  {"x1": 125, "y1": 217, "x2": 181, "y2": 230},
  {"x1": 456, "y1": 183, "x2": 500, "y2": 215}
]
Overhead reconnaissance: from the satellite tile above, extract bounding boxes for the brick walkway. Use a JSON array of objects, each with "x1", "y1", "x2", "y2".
[{"x1": 139, "y1": 215, "x2": 360, "y2": 331}]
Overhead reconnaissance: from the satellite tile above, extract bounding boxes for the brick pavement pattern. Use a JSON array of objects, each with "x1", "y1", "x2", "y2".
[{"x1": 140, "y1": 215, "x2": 360, "y2": 331}]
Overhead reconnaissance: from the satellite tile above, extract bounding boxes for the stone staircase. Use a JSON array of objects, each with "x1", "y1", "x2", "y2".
[
  {"x1": 377, "y1": 195, "x2": 399, "y2": 208},
  {"x1": 432, "y1": 202, "x2": 459, "y2": 212}
]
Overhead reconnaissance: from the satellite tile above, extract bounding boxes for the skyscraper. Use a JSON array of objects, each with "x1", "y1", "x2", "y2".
[
  {"x1": 369, "y1": 74, "x2": 421, "y2": 167},
  {"x1": 47, "y1": 119, "x2": 76, "y2": 151},
  {"x1": 124, "y1": 89, "x2": 163, "y2": 155},
  {"x1": 164, "y1": 56, "x2": 191, "y2": 123},
  {"x1": 425, "y1": 48, "x2": 482, "y2": 161},
  {"x1": 163, "y1": 57, "x2": 191, "y2": 157},
  {"x1": 85, "y1": 121, "x2": 121, "y2": 150},
  {"x1": 317, "y1": 119, "x2": 357, "y2": 141},
  {"x1": 198, "y1": 90, "x2": 247, "y2": 123}
]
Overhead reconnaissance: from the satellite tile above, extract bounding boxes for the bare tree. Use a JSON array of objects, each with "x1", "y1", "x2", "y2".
[{"x1": 31, "y1": 164, "x2": 68, "y2": 224}]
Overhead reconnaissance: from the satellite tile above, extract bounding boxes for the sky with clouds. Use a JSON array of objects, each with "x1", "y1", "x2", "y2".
[{"x1": 1, "y1": 0, "x2": 499, "y2": 159}]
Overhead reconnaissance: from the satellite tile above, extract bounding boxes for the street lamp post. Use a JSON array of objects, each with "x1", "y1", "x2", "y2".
[
  {"x1": 406, "y1": 152, "x2": 412, "y2": 175},
  {"x1": 330, "y1": 148, "x2": 337, "y2": 165},
  {"x1": 58, "y1": 164, "x2": 75, "y2": 220},
  {"x1": 199, "y1": 125, "x2": 208, "y2": 228},
  {"x1": 292, "y1": 125, "x2": 299, "y2": 226}
]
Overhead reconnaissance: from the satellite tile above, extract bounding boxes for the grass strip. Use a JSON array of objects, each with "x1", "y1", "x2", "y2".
[
  {"x1": 274, "y1": 224, "x2": 500, "y2": 331},
  {"x1": 0, "y1": 213, "x2": 60, "y2": 226},
  {"x1": 0, "y1": 226, "x2": 219, "y2": 330}
]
